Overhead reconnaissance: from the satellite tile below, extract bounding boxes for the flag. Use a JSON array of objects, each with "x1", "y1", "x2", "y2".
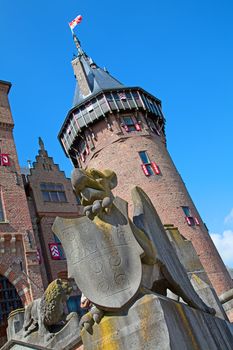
[{"x1": 69, "y1": 15, "x2": 82, "y2": 30}]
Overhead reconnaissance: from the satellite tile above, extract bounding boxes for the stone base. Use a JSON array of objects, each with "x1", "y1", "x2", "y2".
[
  {"x1": 220, "y1": 288, "x2": 233, "y2": 322},
  {"x1": 5, "y1": 312, "x2": 82, "y2": 350},
  {"x1": 223, "y1": 298, "x2": 233, "y2": 323},
  {"x1": 81, "y1": 293, "x2": 233, "y2": 350}
]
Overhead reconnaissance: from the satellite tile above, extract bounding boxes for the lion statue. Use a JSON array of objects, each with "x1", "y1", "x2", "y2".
[{"x1": 23, "y1": 279, "x2": 72, "y2": 339}]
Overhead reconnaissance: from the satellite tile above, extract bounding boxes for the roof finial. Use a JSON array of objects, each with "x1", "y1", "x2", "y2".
[
  {"x1": 72, "y1": 33, "x2": 84, "y2": 56},
  {"x1": 38, "y1": 137, "x2": 45, "y2": 151}
]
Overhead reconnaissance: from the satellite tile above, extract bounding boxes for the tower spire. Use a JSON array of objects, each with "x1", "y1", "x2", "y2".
[
  {"x1": 72, "y1": 33, "x2": 84, "y2": 56},
  {"x1": 38, "y1": 137, "x2": 45, "y2": 151}
]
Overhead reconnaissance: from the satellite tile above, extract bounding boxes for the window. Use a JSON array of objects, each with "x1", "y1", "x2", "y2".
[
  {"x1": 0, "y1": 195, "x2": 4, "y2": 222},
  {"x1": 139, "y1": 151, "x2": 160, "y2": 176},
  {"x1": 78, "y1": 139, "x2": 89, "y2": 163},
  {"x1": 182, "y1": 206, "x2": 191, "y2": 217},
  {"x1": 0, "y1": 275, "x2": 23, "y2": 332},
  {"x1": 148, "y1": 118, "x2": 161, "y2": 136},
  {"x1": 40, "y1": 183, "x2": 67, "y2": 202},
  {"x1": 182, "y1": 206, "x2": 200, "y2": 226},
  {"x1": 122, "y1": 116, "x2": 141, "y2": 132}
]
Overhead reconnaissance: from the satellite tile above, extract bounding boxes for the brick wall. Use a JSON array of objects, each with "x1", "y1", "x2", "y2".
[
  {"x1": 27, "y1": 143, "x2": 82, "y2": 284},
  {"x1": 81, "y1": 111, "x2": 233, "y2": 296},
  {"x1": 0, "y1": 81, "x2": 44, "y2": 302}
]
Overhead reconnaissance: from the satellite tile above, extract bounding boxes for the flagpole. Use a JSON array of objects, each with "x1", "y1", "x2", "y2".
[{"x1": 72, "y1": 32, "x2": 84, "y2": 56}]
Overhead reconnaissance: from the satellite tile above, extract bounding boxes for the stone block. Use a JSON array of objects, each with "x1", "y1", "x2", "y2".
[{"x1": 81, "y1": 293, "x2": 233, "y2": 350}]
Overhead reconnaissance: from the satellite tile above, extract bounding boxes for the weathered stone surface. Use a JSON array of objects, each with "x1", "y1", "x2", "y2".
[
  {"x1": 165, "y1": 225, "x2": 227, "y2": 320},
  {"x1": 5, "y1": 311, "x2": 81, "y2": 350},
  {"x1": 7, "y1": 309, "x2": 25, "y2": 342},
  {"x1": 220, "y1": 288, "x2": 233, "y2": 322},
  {"x1": 222, "y1": 298, "x2": 233, "y2": 323},
  {"x1": 190, "y1": 274, "x2": 227, "y2": 320},
  {"x1": 1, "y1": 340, "x2": 48, "y2": 349},
  {"x1": 132, "y1": 187, "x2": 214, "y2": 314},
  {"x1": 220, "y1": 288, "x2": 233, "y2": 304},
  {"x1": 52, "y1": 198, "x2": 144, "y2": 310},
  {"x1": 165, "y1": 225, "x2": 211, "y2": 286},
  {"x1": 82, "y1": 293, "x2": 233, "y2": 350}
]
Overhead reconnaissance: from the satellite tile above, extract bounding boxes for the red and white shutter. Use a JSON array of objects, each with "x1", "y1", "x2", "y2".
[
  {"x1": 85, "y1": 144, "x2": 90, "y2": 155},
  {"x1": 80, "y1": 153, "x2": 85, "y2": 162},
  {"x1": 185, "y1": 216, "x2": 192, "y2": 226},
  {"x1": 141, "y1": 164, "x2": 150, "y2": 176},
  {"x1": 132, "y1": 116, "x2": 141, "y2": 131},
  {"x1": 0, "y1": 154, "x2": 10, "y2": 166},
  {"x1": 151, "y1": 162, "x2": 160, "y2": 175},
  {"x1": 194, "y1": 217, "x2": 200, "y2": 225},
  {"x1": 49, "y1": 243, "x2": 61, "y2": 260},
  {"x1": 135, "y1": 123, "x2": 141, "y2": 131}
]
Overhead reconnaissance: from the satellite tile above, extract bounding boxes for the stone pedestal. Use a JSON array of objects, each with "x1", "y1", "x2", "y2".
[
  {"x1": 4, "y1": 312, "x2": 82, "y2": 350},
  {"x1": 81, "y1": 293, "x2": 233, "y2": 350}
]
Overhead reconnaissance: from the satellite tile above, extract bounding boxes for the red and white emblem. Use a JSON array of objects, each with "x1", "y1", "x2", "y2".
[
  {"x1": 49, "y1": 243, "x2": 61, "y2": 260},
  {"x1": 0, "y1": 154, "x2": 10, "y2": 166}
]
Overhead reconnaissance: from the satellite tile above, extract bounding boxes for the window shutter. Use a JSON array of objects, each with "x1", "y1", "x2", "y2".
[
  {"x1": 185, "y1": 216, "x2": 192, "y2": 226},
  {"x1": 151, "y1": 161, "x2": 160, "y2": 175},
  {"x1": 141, "y1": 164, "x2": 150, "y2": 176},
  {"x1": 185, "y1": 216, "x2": 195, "y2": 226},
  {"x1": 135, "y1": 123, "x2": 141, "y2": 131},
  {"x1": 86, "y1": 144, "x2": 90, "y2": 155},
  {"x1": 194, "y1": 217, "x2": 200, "y2": 225},
  {"x1": 80, "y1": 153, "x2": 85, "y2": 162}
]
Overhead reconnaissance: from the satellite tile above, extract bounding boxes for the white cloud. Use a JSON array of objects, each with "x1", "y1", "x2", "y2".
[
  {"x1": 224, "y1": 208, "x2": 233, "y2": 225},
  {"x1": 210, "y1": 230, "x2": 233, "y2": 268}
]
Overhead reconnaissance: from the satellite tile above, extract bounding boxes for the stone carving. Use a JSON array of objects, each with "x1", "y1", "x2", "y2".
[
  {"x1": 23, "y1": 279, "x2": 72, "y2": 340},
  {"x1": 53, "y1": 168, "x2": 215, "y2": 332},
  {"x1": 53, "y1": 203, "x2": 143, "y2": 310}
]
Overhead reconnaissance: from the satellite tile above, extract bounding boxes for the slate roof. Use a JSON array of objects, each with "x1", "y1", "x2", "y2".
[{"x1": 72, "y1": 54, "x2": 124, "y2": 107}]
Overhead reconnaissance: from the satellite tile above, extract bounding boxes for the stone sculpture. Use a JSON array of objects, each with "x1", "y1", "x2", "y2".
[
  {"x1": 23, "y1": 279, "x2": 72, "y2": 339},
  {"x1": 52, "y1": 168, "x2": 215, "y2": 333}
]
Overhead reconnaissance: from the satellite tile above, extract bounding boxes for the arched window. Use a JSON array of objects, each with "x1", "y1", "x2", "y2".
[{"x1": 0, "y1": 275, "x2": 23, "y2": 346}]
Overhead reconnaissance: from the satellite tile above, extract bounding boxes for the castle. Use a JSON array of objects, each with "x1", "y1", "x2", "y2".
[{"x1": 0, "y1": 31, "x2": 233, "y2": 345}]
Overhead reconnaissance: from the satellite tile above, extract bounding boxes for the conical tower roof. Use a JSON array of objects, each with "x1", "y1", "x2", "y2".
[{"x1": 71, "y1": 35, "x2": 124, "y2": 107}]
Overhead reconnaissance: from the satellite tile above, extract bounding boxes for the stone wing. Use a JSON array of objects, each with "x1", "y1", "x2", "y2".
[{"x1": 132, "y1": 186, "x2": 214, "y2": 314}]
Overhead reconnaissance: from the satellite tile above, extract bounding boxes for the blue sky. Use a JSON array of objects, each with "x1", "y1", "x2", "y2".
[{"x1": 1, "y1": 1, "x2": 233, "y2": 267}]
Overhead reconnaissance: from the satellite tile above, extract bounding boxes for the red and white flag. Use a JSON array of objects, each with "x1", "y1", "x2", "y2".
[{"x1": 69, "y1": 15, "x2": 82, "y2": 30}]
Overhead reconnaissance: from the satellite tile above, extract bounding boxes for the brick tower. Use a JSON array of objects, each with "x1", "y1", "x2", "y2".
[
  {"x1": 0, "y1": 80, "x2": 44, "y2": 344},
  {"x1": 58, "y1": 36, "x2": 233, "y2": 298}
]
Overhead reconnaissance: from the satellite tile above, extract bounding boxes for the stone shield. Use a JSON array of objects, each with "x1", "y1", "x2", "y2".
[{"x1": 52, "y1": 214, "x2": 143, "y2": 310}]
